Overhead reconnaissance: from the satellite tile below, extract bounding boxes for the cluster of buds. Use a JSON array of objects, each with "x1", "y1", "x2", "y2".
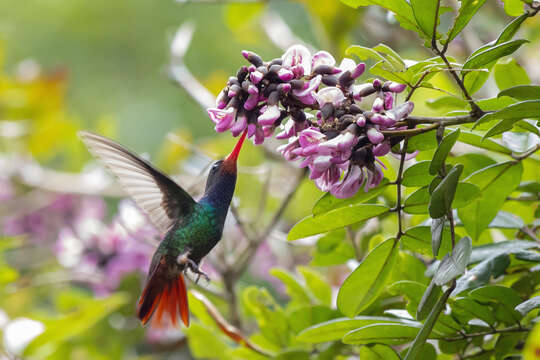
[{"x1": 207, "y1": 45, "x2": 414, "y2": 198}]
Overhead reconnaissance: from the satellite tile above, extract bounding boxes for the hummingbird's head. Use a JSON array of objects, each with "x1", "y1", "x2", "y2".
[{"x1": 205, "y1": 129, "x2": 247, "y2": 192}]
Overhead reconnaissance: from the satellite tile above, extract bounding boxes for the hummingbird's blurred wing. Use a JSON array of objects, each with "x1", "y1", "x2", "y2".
[{"x1": 79, "y1": 131, "x2": 196, "y2": 234}]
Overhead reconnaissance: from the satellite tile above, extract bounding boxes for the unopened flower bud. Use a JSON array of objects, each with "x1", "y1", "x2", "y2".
[
  {"x1": 349, "y1": 104, "x2": 363, "y2": 114},
  {"x1": 372, "y1": 78, "x2": 382, "y2": 90},
  {"x1": 383, "y1": 81, "x2": 407, "y2": 93},
  {"x1": 244, "y1": 93, "x2": 258, "y2": 110},
  {"x1": 356, "y1": 115, "x2": 366, "y2": 127},
  {"x1": 338, "y1": 70, "x2": 354, "y2": 88},
  {"x1": 277, "y1": 83, "x2": 291, "y2": 94},
  {"x1": 322, "y1": 75, "x2": 338, "y2": 86},
  {"x1": 350, "y1": 63, "x2": 366, "y2": 79},
  {"x1": 241, "y1": 50, "x2": 264, "y2": 67},
  {"x1": 277, "y1": 68, "x2": 294, "y2": 81},
  {"x1": 384, "y1": 92, "x2": 394, "y2": 110},
  {"x1": 352, "y1": 83, "x2": 376, "y2": 98},
  {"x1": 290, "y1": 79, "x2": 305, "y2": 90},
  {"x1": 320, "y1": 102, "x2": 334, "y2": 119},
  {"x1": 367, "y1": 127, "x2": 384, "y2": 144},
  {"x1": 372, "y1": 97, "x2": 384, "y2": 112},
  {"x1": 236, "y1": 67, "x2": 249, "y2": 82},
  {"x1": 313, "y1": 64, "x2": 340, "y2": 75},
  {"x1": 267, "y1": 91, "x2": 279, "y2": 106},
  {"x1": 250, "y1": 70, "x2": 263, "y2": 84}
]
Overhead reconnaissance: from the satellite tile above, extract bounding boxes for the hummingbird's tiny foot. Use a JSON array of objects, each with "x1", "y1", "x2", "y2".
[{"x1": 188, "y1": 262, "x2": 210, "y2": 283}]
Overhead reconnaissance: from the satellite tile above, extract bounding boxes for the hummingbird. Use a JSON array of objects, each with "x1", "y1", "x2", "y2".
[{"x1": 79, "y1": 129, "x2": 248, "y2": 327}]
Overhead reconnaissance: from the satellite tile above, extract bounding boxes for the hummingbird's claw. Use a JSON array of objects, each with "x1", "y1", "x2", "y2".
[
  {"x1": 177, "y1": 250, "x2": 210, "y2": 283},
  {"x1": 188, "y1": 262, "x2": 210, "y2": 284}
]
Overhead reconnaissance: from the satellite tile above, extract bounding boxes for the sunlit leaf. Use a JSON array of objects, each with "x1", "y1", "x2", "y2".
[
  {"x1": 474, "y1": 100, "x2": 540, "y2": 128},
  {"x1": 498, "y1": 85, "x2": 540, "y2": 101},
  {"x1": 463, "y1": 39, "x2": 528, "y2": 70},
  {"x1": 296, "y1": 316, "x2": 416, "y2": 343},
  {"x1": 337, "y1": 239, "x2": 398, "y2": 317},
  {"x1": 494, "y1": 58, "x2": 530, "y2": 91},
  {"x1": 434, "y1": 236, "x2": 472, "y2": 286},
  {"x1": 445, "y1": 0, "x2": 487, "y2": 43},
  {"x1": 402, "y1": 161, "x2": 434, "y2": 187},
  {"x1": 429, "y1": 129, "x2": 460, "y2": 175},
  {"x1": 343, "y1": 323, "x2": 421, "y2": 345},
  {"x1": 452, "y1": 255, "x2": 511, "y2": 295},
  {"x1": 429, "y1": 164, "x2": 463, "y2": 218},
  {"x1": 431, "y1": 217, "x2": 445, "y2": 257},
  {"x1": 288, "y1": 204, "x2": 390, "y2": 240},
  {"x1": 458, "y1": 161, "x2": 522, "y2": 239}
]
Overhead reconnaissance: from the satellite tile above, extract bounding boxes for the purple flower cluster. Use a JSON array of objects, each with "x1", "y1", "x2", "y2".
[{"x1": 207, "y1": 45, "x2": 414, "y2": 198}]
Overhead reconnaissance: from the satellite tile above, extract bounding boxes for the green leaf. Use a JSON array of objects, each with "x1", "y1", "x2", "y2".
[
  {"x1": 448, "y1": 129, "x2": 512, "y2": 154},
  {"x1": 404, "y1": 187, "x2": 430, "y2": 214},
  {"x1": 452, "y1": 254, "x2": 511, "y2": 295},
  {"x1": 445, "y1": 0, "x2": 487, "y2": 43},
  {"x1": 497, "y1": 13, "x2": 529, "y2": 44},
  {"x1": 343, "y1": 323, "x2": 421, "y2": 345},
  {"x1": 495, "y1": 333, "x2": 523, "y2": 360},
  {"x1": 494, "y1": 58, "x2": 530, "y2": 91},
  {"x1": 514, "y1": 250, "x2": 540, "y2": 262},
  {"x1": 346, "y1": 45, "x2": 386, "y2": 63},
  {"x1": 404, "y1": 287, "x2": 450, "y2": 360},
  {"x1": 410, "y1": 0, "x2": 439, "y2": 39},
  {"x1": 469, "y1": 240, "x2": 537, "y2": 263},
  {"x1": 458, "y1": 161, "x2": 522, "y2": 239},
  {"x1": 288, "y1": 204, "x2": 389, "y2": 240},
  {"x1": 389, "y1": 281, "x2": 426, "y2": 314},
  {"x1": 402, "y1": 226, "x2": 452, "y2": 259},
  {"x1": 186, "y1": 323, "x2": 230, "y2": 360},
  {"x1": 340, "y1": 0, "x2": 419, "y2": 34},
  {"x1": 518, "y1": 180, "x2": 540, "y2": 193},
  {"x1": 429, "y1": 164, "x2": 463, "y2": 218},
  {"x1": 311, "y1": 230, "x2": 355, "y2": 266},
  {"x1": 296, "y1": 316, "x2": 414, "y2": 343},
  {"x1": 434, "y1": 236, "x2": 472, "y2": 286},
  {"x1": 402, "y1": 161, "x2": 435, "y2": 187},
  {"x1": 359, "y1": 344, "x2": 401, "y2": 360},
  {"x1": 470, "y1": 285, "x2": 523, "y2": 310},
  {"x1": 313, "y1": 179, "x2": 389, "y2": 215},
  {"x1": 337, "y1": 239, "x2": 399, "y2": 317},
  {"x1": 451, "y1": 298, "x2": 497, "y2": 326},
  {"x1": 298, "y1": 266, "x2": 332, "y2": 306},
  {"x1": 25, "y1": 294, "x2": 128, "y2": 356},
  {"x1": 276, "y1": 350, "x2": 310, "y2": 360},
  {"x1": 416, "y1": 280, "x2": 442, "y2": 321},
  {"x1": 515, "y1": 296, "x2": 540, "y2": 317},
  {"x1": 498, "y1": 85, "x2": 540, "y2": 101},
  {"x1": 429, "y1": 128, "x2": 460, "y2": 175},
  {"x1": 431, "y1": 217, "x2": 445, "y2": 257},
  {"x1": 372, "y1": 44, "x2": 406, "y2": 71},
  {"x1": 474, "y1": 100, "x2": 540, "y2": 128},
  {"x1": 502, "y1": 0, "x2": 524, "y2": 16},
  {"x1": 463, "y1": 39, "x2": 528, "y2": 70},
  {"x1": 288, "y1": 305, "x2": 339, "y2": 334},
  {"x1": 408, "y1": 131, "x2": 438, "y2": 151},
  {"x1": 502, "y1": 131, "x2": 537, "y2": 152},
  {"x1": 270, "y1": 268, "x2": 311, "y2": 306},
  {"x1": 488, "y1": 211, "x2": 524, "y2": 229},
  {"x1": 483, "y1": 119, "x2": 520, "y2": 139},
  {"x1": 464, "y1": 69, "x2": 491, "y2": 95},
  {"x1": 405, "y1": 182, "x2": 479, "y2": 215}
]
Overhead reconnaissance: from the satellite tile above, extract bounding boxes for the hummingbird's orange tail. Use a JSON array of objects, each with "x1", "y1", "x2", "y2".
[{"x1": 137, "y1": 258, "x2": 190, "y2": 327}]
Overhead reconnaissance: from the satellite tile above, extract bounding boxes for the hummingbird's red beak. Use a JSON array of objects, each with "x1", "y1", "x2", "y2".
[{"x1": 223, "y1": 129, "x2": 248, "y2": 171}]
